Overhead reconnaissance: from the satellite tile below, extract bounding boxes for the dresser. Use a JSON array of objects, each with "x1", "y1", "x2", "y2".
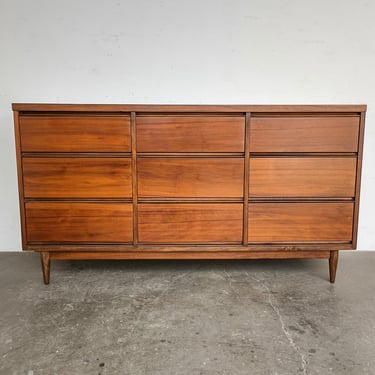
[{"x1": 13, "y1": 104, "x2": 366, "y2": 284}]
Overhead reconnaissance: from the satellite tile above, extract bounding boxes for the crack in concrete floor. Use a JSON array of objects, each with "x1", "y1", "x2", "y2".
[{"x1": 246, "y1": 271, "x2": 309, "y2": 375}]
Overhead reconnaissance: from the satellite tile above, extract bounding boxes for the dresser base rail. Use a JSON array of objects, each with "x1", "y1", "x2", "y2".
[{"x1": 39, "y1": 249, "x2": 339, "y2": 285}]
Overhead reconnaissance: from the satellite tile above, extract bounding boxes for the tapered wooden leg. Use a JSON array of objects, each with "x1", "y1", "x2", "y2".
[
  {"x1": 329, "y1": 250, "x2": 339, "y2": 283},
  {"x1": 40, "y1": 251, "x2": 50, "y2": 285}
]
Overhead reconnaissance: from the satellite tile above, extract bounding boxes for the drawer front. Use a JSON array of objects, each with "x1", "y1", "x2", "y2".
[
  {"x1": 250, "y1": 116, "x2": 359, "y2": 152},
  {"x1": 23, "y1": 158, "x2": 132, "y2": 198},
  {"x1": 139, "y1": 204, "x2": 243, "y2": 243},
  {"x1": 250, "y1": 157, "x2": 357, "y2": 197},
  {"x1": 138, "y1": 158, "x2": 244, "y2": 198},
  {"x1": 26, "y1": 203, "x2": 133, "y2": 243},
  {"x1": 20, "y1": 115, "x2": 131, "y2": 152},
  {"x1": 248, "y1": 202, "x2": 354, "y2": 242},
  {"x1": 137, "y1": 116, "x2": 245, "y2": 152}
]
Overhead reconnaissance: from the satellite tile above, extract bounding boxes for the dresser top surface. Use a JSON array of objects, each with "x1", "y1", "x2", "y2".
[{"x1": 12, "y1": 103, "x2": 367, "y2": 113}]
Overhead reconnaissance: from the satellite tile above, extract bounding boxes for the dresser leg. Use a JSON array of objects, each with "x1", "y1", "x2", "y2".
[
  {"x1": 329, "y1": 250, "x2": 339, "y2": 283},
  {"x1": 40, "y1": 252, "x2": 51, "y2": 285}
]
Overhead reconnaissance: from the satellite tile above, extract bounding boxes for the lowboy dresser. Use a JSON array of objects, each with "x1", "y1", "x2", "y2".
[{"x1": 13, "y1": 104, "x2": 366, "y2": 284}]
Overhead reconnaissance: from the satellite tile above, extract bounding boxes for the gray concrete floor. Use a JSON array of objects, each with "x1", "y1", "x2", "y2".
[{"x1": 0, "y1": 252, "x2": 375, "y2": 375}]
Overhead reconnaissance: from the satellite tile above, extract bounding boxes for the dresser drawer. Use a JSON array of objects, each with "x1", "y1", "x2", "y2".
[
  {"x1": 20, "y1": 115, "x2": 131, "y2": 152},
  {"x1": 137, "y1": 116, "x2": 245, "y2": 152},
  {"x1": 250, "y1": 116, "x2": 359, "y2": 152},
  {"x1": 26, "y1": 203, "x2": 133, "y2": 243},
  {"x1": 138, "y1": 158, "x2": 244, "y2": 198},
  {"x1": 139, "y1": 203, "x2": 243, "y2": 243},
  {"x1": 249, "y1": 157, "x2": 357, "y2": 198},
  {"x1": 248, "y1": 202, "x2": 354, "y2": 242},
  {"x1": 23, "y1": 158, "x2": 132, "y2": 198}
]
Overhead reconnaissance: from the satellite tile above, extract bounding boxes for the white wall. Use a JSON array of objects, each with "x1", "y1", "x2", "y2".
[{"x1": 1, "y1": 0, "x2": 374, "y2": 250}]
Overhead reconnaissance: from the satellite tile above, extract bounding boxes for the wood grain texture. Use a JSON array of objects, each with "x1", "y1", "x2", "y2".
[
  {"x1": 20, "y1": 115, "x2": 131, "y2": 152},
  {"x1": 131, "y1": 112, "x2": 139, "y2": 245},
  {"x1": 242, "y1": 113, "x2": 251, "y2": 245},
  {"x1": 26, "y1": 203, "x2": 133, "y2": 243},
  {"x1": 138, "y1": 158, "x2": 244, "y2": 198},
  {"x1": 250, "y1": 157, "x2": 357, "y2": 197},
  {"x1": 13, "y1": 110, "x2": 27, "y2": 249},
  {"x1": 137, "y1": 116, "x2": 245, "y2": 152},
  {"x1": 23, "y1": 158, "x2": 132, "y2": 198},
  {"x1": 352, "y1": 111, "x2": 366, "y2": 247},
  {"x1": 12, "y1": 103, "x2": 366, "y2": 283},
  {"x1": 249, "y1": 202, "x2": 354, "y2": 242},
  {"x1": 329, "y1": 250, "x2": 339, "y2": 283},
  {"x1": 40, "y1": 252, "x2": 50, "y2": 284},
  {"x1": 250, "y1": 116, "x2": 360, "y2": 152},
  {"x1": 138, "y1": 203, "x2": 243, "y2": 243},
  {"x1": 26, "y1": 243, "x2": 353, "y2": 252},
  {"x1": 12, "y1": 103, "x2": 367, "y2": 113},
  {"x1": 49, "y1": 250, "x2": 331, "y2": 260}
]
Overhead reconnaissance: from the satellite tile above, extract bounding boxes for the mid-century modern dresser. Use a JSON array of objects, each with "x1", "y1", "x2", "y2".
[{"x1": 13, "y1": 104, "x2": 366, "y2": 284}]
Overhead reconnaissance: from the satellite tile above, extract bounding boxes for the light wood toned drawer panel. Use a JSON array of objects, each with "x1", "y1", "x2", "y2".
[
  {"x1": 250, "y1": 157, "x2": 357, "y2": 197},
  {"x1": 138, "y1": 158, "x2": 244, "y2": 198},
  {"x1": 248, "y1": 203, "x2": 354, "y2": 242},
  {"x1": 20, "y1": 115, "x2": 131, "y2": 152},
  {"x1": 137, "y1": 116, "x2": 245, "y2": 152},
  {"x1": 26, "y1": 203, "x2": 133, "y2": 243},
  {"x1": 139, "y1": 204, "x2": 243, "y2": 243},
  {"x1": 250, "y1": 116, "x2": 359, "y2": 152},
  {"x1": 23, "y1": 158, "x2": 132, "y2": 198}
]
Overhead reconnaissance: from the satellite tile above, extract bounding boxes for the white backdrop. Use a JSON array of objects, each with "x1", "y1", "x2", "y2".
[{"x1": 0, "y1": 0, "x2": 374, "y2": 250}]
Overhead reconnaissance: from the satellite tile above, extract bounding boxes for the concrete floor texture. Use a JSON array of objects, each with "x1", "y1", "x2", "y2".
[{"x1": 0, "y1": 252, "x2": 375, "y2": 375}]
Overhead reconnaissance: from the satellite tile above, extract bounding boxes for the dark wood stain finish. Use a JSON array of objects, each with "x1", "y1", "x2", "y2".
[{"x1": 12, "y1": 104, "x2": 366, "y2": 283}]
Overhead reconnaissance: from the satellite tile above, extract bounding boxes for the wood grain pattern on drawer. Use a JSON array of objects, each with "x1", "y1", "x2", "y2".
[
  {"x1": 139, "y1": 203, "x2": 243, "y2": 243},
  {"x1": 137, "y1": 116, "x2": 245, "y2": 152},
  {"x1": 26, "y1": 203, "x2": 133, "y2": 242},
  {"x1": 250, "y1": 116, "x2": 359, "y2": 152},
  {"x1": 138, "y1": 158, "x2": 244, "y2": 198},
  {"x1": 23, "y1": 158, "x2": 132, "y2": 198},
  {"x1": 250, "y1": 157, "x2": 357, "y2": 197},
  {"x1": 20, "y1": 115, "x2": 131, "y2": 152},
  {"x1": 248, "y1": 202, "x2": 354, "y2": 242}
]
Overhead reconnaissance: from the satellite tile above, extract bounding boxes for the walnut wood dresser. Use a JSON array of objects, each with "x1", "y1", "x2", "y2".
[{"x1": 13, "y1": 104, "x2": 366, "y2": 284}]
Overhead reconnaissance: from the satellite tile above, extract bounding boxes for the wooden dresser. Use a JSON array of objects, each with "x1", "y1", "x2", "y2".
[{"x1": 13, "y1": 104, "x2": 366, "y2": 284}]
